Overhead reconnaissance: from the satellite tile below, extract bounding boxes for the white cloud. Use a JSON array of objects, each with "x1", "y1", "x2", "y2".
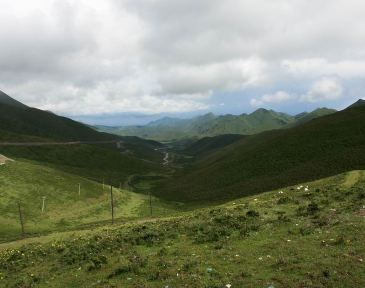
[
  {"x1": 282, "y1": 58, "x2": 365, "y2": 79},
  {"x1": 300, "y1": 78, "x2": 344, "y2": 103},
  {"x1": 250, "y1": 91, "x2": 292, "y2": 107},
  {"x1": 0, "y1": 0, "x2": 364, "y2": 115}
]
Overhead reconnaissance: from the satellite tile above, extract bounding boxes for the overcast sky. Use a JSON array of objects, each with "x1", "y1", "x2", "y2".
[{"x1": 0, "y1": 0, "x2": 364, "y2": 125}]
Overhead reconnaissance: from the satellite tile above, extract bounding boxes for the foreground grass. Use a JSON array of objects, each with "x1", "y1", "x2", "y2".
[
  {"x1": 0, "y1": 170, "x2": 364, "y2": 287},
  {"x1": 0, "y1": 160, "x2": 180, "y2": 241}
]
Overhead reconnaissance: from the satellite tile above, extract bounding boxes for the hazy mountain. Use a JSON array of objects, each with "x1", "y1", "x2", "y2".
[{"x1": 95, "y1": 107, "x2": 337, "y2": 141}]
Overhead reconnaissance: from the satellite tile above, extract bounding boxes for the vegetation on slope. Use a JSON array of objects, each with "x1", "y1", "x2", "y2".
[
  {"x1": 0, "y1": 159, "x2": 179, "y2": 241},
  {"x1": 97, "y1": 108, "x2": 336, "y2": 141},
  {"x1": 0, "y1": 92, "x2": 166, "y2": 187},
  {"x1": 0, "y1": 171, "x2": 364, "y2": 287},
  {"x1": 155, "y1": 106, "x2": 365, "y2": 201}
]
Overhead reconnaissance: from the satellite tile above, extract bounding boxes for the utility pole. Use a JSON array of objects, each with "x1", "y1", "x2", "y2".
[
  {"x1": 18, "y1": 203, "x2": 25, "y2": 237},
  {"x1": 41, "y1": 196, "x2": 46, "y2": 213},
  {"x1": 110, "y1": 183, "x2": 114, "y2": 224}
]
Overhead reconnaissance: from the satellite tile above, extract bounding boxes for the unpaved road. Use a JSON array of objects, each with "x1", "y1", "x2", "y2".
[
  {"x1": 0, "y1": 140, "x2": 117, "y2": 147},
  {"x1": 163, "y1": 152, "x2": 169, "y2": 165}
]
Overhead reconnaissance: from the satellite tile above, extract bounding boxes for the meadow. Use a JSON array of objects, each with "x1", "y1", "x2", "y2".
[{"x1": 1, "y1": 170, "x2": 364, "y2": 287}]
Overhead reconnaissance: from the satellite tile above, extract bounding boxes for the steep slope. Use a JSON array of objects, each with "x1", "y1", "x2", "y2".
[
  {"x1": 155, "y1": 105, "x2": 365, "y2": 201},
  {"x1": 0, "y1": 103, "x2": 113, "y2": 142},
  {"x1": 184, "y1": 134, "x2": 245, "y2": 156},
  {"x1": 0, "y1": 90, "x2": 27, "y2": 109},
  {"x1": 347, "y1": 98, "x2": 365, "y2": 109}
]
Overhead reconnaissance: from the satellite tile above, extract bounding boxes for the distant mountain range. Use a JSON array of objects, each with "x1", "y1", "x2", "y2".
[{"x1": 95, "y1": 107, "x2": 337, "y2": 141}]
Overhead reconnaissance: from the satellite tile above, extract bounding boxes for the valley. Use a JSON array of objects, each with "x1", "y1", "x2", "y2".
[{"x1": 0, "y1": 91, "x2": 364, "y2": 287}]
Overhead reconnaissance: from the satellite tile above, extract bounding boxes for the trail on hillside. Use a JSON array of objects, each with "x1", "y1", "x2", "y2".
[
  {"x1": 342, "y1": 170, "x2": 362, "y2": 188},
  {"x1": 0, "y1": 140, "x2": 117, "y2": 147},
  {"x1": 0, "y1": 154, "x2": 13, "y2": 165},
  {"x1": 163, "y1": 152, "x2": 169, "y2": 165}
]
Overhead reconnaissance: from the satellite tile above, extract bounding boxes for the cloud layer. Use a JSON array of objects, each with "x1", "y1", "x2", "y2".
[{"x1": 0, "y1": 0, "x2": 364, "y2": 117}]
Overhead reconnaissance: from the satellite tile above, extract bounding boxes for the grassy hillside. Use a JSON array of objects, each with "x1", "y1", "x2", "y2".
[
  {"x1": 0, "y1": 159, "x2": 179, "y2": 241},
  {"x1": 0, "y1": 103, "x2": 115, "y2": 142},
  {"x1": 0, "y1": 92, "x2": 166, "y2": 187},
  {"x1": 97, "y1": 108, "x2": 336, "y2": 141},
  {"x1": 0, "y1": 90, "x2": 27, "y2": 109},
  {"x1": 0, "y1": 143, "x2": 164, "y2": 189},
  {"x1": 184, "y1": 134, "x2": 245, "y2": 156},
  {"x1": 155, "y1": 105, "x2": 365, "y2": 201},
  {"x1": 1, "y1": 170, "x2": 364, "y2": 287}
]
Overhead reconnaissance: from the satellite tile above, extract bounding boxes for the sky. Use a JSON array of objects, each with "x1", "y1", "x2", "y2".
[{"x1": 0, "y1": 0, "x2": 364, "y2": 125}]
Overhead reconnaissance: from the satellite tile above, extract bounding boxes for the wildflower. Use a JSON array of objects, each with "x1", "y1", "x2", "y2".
[
  {"x1": 206, "y1": 267, "x2": 214, "y2": 273},
  {"x1": 258, "y1": 257, "x2": 263, "y2": 260},
  {"x1": 226, "y1": 284, "x2": 232, "y2": 288}
]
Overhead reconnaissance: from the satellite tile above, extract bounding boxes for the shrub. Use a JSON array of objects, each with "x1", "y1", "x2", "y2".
[{"x1": 246, "y1": 210, "x2": 259, "y2": 217}]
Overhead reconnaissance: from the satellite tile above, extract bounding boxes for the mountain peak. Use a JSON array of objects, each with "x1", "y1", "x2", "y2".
[
  {"x1": 250, "y1": 108, "x2": 270, "y2": 115},
  {"x1": 347, "y1": 99, "x2": 365, "y2": 109}
]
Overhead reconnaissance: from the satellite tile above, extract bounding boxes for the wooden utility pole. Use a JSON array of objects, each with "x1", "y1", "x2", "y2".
[
  {"x1": 41, "y1": 196, "x2": 46, "y2": 213},
  {"x1": 149, "y1": 191, "x2": 152, "y2": 216},
  {"x1": 18, "y1": 203, "x2": 25, "y2": 236},
  {"x1": 110, "y1": 184, "x2": 114, "y2": 224}
]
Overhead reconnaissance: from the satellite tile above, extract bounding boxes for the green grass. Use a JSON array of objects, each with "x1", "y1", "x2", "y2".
[
  {"x1": 0, "y1": 143, "x2": 164, "y2": 189},
  {"x1": 0, "y1": 160, "x2": 180, "y2": 241},
  {"x1": 0, "y1": 170, "x2": 364, "y2": 287}
]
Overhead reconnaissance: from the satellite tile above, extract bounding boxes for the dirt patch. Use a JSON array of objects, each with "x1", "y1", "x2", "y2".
[{"x1": 0, "y1": 154, "x2": 13, "y2": 165}]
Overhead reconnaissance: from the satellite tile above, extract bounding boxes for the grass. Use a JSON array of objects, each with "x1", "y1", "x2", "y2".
[
  {"x1": 0, "y1": 160, "x2": 180, "y2": 241},
  {"x1": 0, "y1": 170, "x2": 364, "y2": 287}
]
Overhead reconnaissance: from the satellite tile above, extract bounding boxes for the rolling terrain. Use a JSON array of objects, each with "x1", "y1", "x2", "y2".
[
  {"x1": 0, "y1": 158, "x2": 181, "y2": 242},
  {"x1": 154, "y1": 103, "x2": 365, "y2": 202},
  {"x1": 96, "y1": 108, "x2": 336, "y2": 141}
]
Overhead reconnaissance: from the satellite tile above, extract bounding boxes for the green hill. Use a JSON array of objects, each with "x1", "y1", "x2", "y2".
[
  {"x1": 0, "y1": 159, "x2": 179, "y2": 240},
  {"x1": 0, "y1": 91, "x2": 165, "y2": 186},
  {"x1": 96, "y1": 108, "x2": 337, "y2": 141},
  {"x1": 155, "y1": 105, "x2": 365, "y2": 201},
  {"x1": 184, "y1": 134, "x2": 245, "y2": 156},
  {"x1": 1, "y1": 170, "x2": 364, "y2": 287}
]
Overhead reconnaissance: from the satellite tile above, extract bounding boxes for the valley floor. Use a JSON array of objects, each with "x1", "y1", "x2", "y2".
[{"x1": 1, "y1": 170, "x2": 364, "y2": 287}]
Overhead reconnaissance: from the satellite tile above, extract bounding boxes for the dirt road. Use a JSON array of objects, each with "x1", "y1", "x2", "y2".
[{"x1": 0, "y1": 140, "x2": 117, "y2": 147}]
